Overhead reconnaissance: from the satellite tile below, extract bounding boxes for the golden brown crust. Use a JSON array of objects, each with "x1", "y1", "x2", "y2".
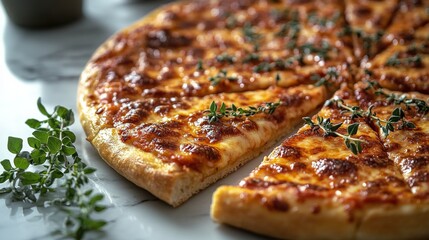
[
  {"x1": 212, "y1": 186, "x2": 429, "y2": 240},
  {"x1": 211, "y1": 186, "x2": 356, "y2": 240}
]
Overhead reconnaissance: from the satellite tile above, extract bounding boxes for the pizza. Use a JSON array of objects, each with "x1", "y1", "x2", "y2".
[
  {"x1": 78, "y1": 0, "x2": 332, "y2": 206},
  {"x1": 212, "y1": 83, "x2": 429, "y2": 239},
  {"x1": 77, "y1": 0, "x2": 429, "y2": 238}
]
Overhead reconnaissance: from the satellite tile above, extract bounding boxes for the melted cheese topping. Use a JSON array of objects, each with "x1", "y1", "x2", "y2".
[
  {"x1": 116, "y1": 85, "x2": 326, "y2": 171},
  {"x1": 84, "y1": 0, "x2": 353, "y2": 105},
  {"x1": 383, "y1": 1, "x2": 429, "y2": 43},
  {"x1": 237, "y1": 86, "x2": 414, "y2": 215},
  {"x1": 366, "y1": 41, "x2": 429, "y2": 93},
  {"x1": 80, "y1": 0, "x2": 354, "y2": 170},
  {"x1": 345, "y1": 0, "x2": 399, "y2": 33},
  {"x1": 354, "y1": 82, "x2": 429, "y2": 196}
]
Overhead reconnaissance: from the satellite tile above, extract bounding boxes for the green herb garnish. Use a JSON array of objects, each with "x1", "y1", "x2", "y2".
[
  {"x1": 298, "y1": 41, "x2": 331, "y2": 60},
  {"x1": 0, "y1": 98, "x2": 107, "y2": 239},
  {"x1": 327, "y1": 98, "x2": 416, "y2": 137},
  {"x1": 206, "y1": 101, "x2": 281, "y2": 123},
  {"x1": 303, "y1": 116, "x2": 364, "y2": 155},
  {"x1": 242, "y1": 23, "x2": 262, "y2": 51},
  {"x1": 196, "y1": 59, "x2": 204, "y2": 71},
  {"x1": 242, "y1": 53, "x2": 260, "y2": 63},
  {"x1": 310, "y1": 67, "x2": 338, "y2": 87},
  {"x1": 307, "y1": 11, "x2": 340, "y2": 28},
  {"x1": 366, "y1": 80, "x2": 429, "y2": 115},
  {"x1": 253, "y1": 62, "x2": 273, "y2": 73},
  {"x1": 385, "y1": 52, "x2": 423, "y2": 68},
  {"x1": 354, "y1": 30, "x2": 384, "y2": 57},
  {"x1": 209, "y1": 69, "x2": 238, "y2": 86},
  {"x1": 216, "y1": 53, "x2": 236, "y2": 64},
  {"x1": 275, "y1": 73, "x2": 281, "y2": 83}
]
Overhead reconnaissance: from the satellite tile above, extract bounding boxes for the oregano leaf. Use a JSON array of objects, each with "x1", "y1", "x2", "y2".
[
  {"x1": 1, "y1": 159, "x2": 12, "y2": 171},
  {"x1": 14, "y1": 157, "x2": 29, "y2": 170},
  {"x1": 37, "y1": 98, "x2": 50, "y2": 117},
  {"x1": 20, "y1": 172, "x2": 41, "y2": 185},
  {"x1": 8, "y1": 137, "x2": 23, "y2": 154},
  {"x1": 47, "y1": 136, "x2": 62, "y2": 154}
]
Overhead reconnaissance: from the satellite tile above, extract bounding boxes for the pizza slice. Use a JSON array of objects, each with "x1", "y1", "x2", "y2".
[
  {"x1": 211, "y1": 85, "x2": 429, "y2": 239},
  {"x1": 345, "y1": 0, "x2": 399, "y2": 59},
  {"x1": 80, "y1": 84, "x2": 327, "y2": 206},
  {"x1": 382, "y1": 0, "x2": 429, "y2": 44},
  {"x1": 354, "y1": 81, "x2": 429, "y2": 195},
  {"x1": 363, "y1": 40, "x2": 429, "y2": 94}
]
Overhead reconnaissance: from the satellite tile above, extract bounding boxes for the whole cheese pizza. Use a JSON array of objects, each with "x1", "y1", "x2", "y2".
[{"x1": 77, "y1": 0, "x2": 429, "y2": 238}]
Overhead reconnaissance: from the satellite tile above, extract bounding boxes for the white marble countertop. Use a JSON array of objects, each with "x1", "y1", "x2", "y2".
[{"x1": 0, "y1": 1, "x2": 273, "y2": 239}]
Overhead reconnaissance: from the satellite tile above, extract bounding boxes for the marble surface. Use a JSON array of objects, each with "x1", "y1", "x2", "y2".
[{"x1": 0, "y1": 1, "x2": 278, "y2": 239}]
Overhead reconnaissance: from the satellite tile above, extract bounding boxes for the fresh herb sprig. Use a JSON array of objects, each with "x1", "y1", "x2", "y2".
[
  {"x1": 242, "y1": 23, "x2": 262, "y2": 51},
  {"x1": 310, "y1": 67, "x2": 338, "y2": 87},
  {"x1": 303, "y1": 116, "x2": 364, "y2": 155},
  {"x1": 216, "y1": 53, "x2": 236, "y2": 64},
  {"x1": 365, "y1": 80, "x2": 429, "y2": 115},
  {"x1": 376, "y1": 90, "x2": 429, "y2": 115},
  {"x1": 209, "y1": 69, "x2": 238, "y2": 86},
  {"x1": 385, "y1": 52, "x2": 423, "y2": 68},
  {"x1": 327, "y1": 98, "x2": 415, "y2": 137},
  {"x1": 307, "y1": 11, "x2": 340, "y2": 28},
  {"x1": 275, "y1": 10, "x2": 300, "y2": 49},
  {"x1": 0, "y1": 98, "x2": 106, "y2": 239},
  {"x1": 206, "y1": 101, "x2": 281, "y2": 123},
  {"x1": 298, "y1": 41, "x2": 331, "y2": 60},
  {"x1": 196, "y1": 59, "x2": 204, "y2": 71},
  {"x1": 354, "y1": 30, "x2": 384, "y2": 57}
]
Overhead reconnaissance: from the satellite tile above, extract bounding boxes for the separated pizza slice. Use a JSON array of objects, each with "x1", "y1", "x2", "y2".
[
  {"x1": 345, "y1": 0, "x2": 399, "y2": 59},
  {"x1": 82, "y1": 84, "x2": 327, "y2": 206},
  {"x1": 363, "y1": 40, "x2": 429, "y2": 93},
  {"x1": 211, "y1": 85, "x2": 429, "y2": 239},
  {"x1": 354, "y1": 81, "x2": 429, "y2": 195}
]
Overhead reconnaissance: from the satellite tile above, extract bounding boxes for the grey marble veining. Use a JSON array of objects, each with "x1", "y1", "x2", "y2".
[{"x1": 0, "y1": 1, "x2": 270, "y2": 239}]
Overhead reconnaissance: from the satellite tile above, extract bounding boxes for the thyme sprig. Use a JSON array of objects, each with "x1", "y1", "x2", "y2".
[
  {"x1": 366, "y1": 80, "x2": 429, "y2": 115},
  {"x1": 275, "y1": 10, "x2": 300, "y2": 49},
  {"x1": 298, "y1": 41, "x2": 331, "y2": 60},
  {"x1": 303, "y1": 116, "x2": 364, "y2": 155},
  {"x1": 242, "y1": 53, "x2": 260, "y2": 63},
  {"x1": 385, "y1": 52, "x2": 423, "y2": 68},
  {"x1": 310, "y1": 67, "x2": 338, "y2": 87},
  {"x1": 216, "y1": 53, "x2": 236, "y2": 64},
  {"x1": 326, "y1": 98, "x2": 415, "y2": 137},
  {"x1": 206, "y1": 101, "x2": 281, "y2": 123},
  {"x1": 209, "y1": 69, "x2": 238, "y2": 86},
  {"x1": 196, "y1": 59, "x2": 204, "y2": 71},
  {"x1": 0, "y1": 98, "x2": 106, "y2": 239},
  {"x1": 307, "y1": 11, "x2": 340, "y2": 28},
  {"x1": 250, "y1": 55, "x2": 302, "y2": 74},
  {"x1": 242, "y1": 23, "x2": 262, "y2": 51},
  {"x1": 354, "y1": 30, "x2": 384, "y2": 57}
]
